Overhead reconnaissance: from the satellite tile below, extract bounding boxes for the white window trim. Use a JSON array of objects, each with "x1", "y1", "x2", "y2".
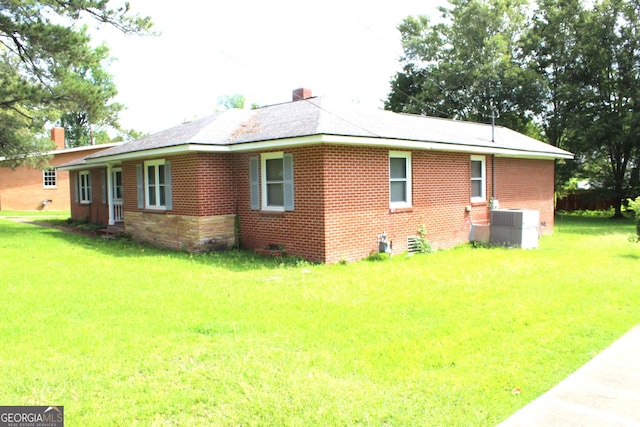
[
  {"x1": 144, "y1": 159, "x2": 167, "y2": 210},
  {"x1": 78, "y1": 170, "x2": 91, "y2": 204},
  {"x1": 261, "y1": 151, "x2": 284, "y2": 211},
  {"x1": 112, "y1": 167, "x2": 123, "y2": 199},
  {"x1": 43, "y1": 168, "x2": 57, "y2": 188},
  {"x1": 471, "y1": 155, "x2": 486, "y2": 202},
  {"x1": 389, "y1": 151, "x2": 412, "y2": 209}
]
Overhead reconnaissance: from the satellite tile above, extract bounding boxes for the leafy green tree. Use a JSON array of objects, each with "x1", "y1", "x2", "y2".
[
  {"x1": 0, "y1": 1, "x2": 152, "y2": 167},
  {"x1": 521, "y1": 0, "x2": 586, "y2": 185},
  {"x1": 58, "y1": 43, "x2": 124, "y2": 147},
  {"x1": 216, "y1": 94, "x2": 246, "y2": 111},
  {"x1": 577, "y1": 0, "x2": 640, "y2": 217},
  {"x1": 386, "y1": 0, "x2": 541, "y2": 134},
  {"x1": 390, "y1": 0, "x2": 640, "y2": 218}
]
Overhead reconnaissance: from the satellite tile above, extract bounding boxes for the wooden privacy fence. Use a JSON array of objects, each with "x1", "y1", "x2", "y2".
[{"x1": 556, "y1": 192, "x2": 619, "y2": 211}]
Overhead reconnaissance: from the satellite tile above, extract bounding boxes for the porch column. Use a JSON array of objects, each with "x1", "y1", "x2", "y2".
[{"x1": 107, "y1": 163, "x2": 115, "y2": 225}]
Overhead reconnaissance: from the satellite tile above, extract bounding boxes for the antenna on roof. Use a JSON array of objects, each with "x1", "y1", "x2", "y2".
[{"x1": 491, "y1": 104, "x2": 500, "y2": 143}]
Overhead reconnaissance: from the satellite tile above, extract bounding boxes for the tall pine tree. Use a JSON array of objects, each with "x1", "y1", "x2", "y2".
[{"x1": 0, "y1": 1, "x2": 151, "y2": 167}]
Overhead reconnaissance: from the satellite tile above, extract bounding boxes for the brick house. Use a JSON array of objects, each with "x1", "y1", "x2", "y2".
[
  {"x1": 60, "y1": 89, "x2": 572, "y2": 263},
  {"x1": 0, "y1": 128, "x2": 122, "y2": 211}
]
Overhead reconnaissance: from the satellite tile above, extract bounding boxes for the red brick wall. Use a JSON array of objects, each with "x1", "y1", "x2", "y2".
[
  {"x1": 119, "y1": 153, "x2": 237, "y2": 250},
  {"x1": 122, "y1": 153, "x2": 236, "y2": 216},
  {"x1": 236, "y1": 146, "x2": 555, "y2": 263},
  {"x1": 69, "y1": 147, "x2": 556, "y2": 263},
  {"x1": 0, "y1": 149, "x2": 107, "y2": 211},
  {"x1": 493, "y1": 157, "x2": 555, "y2": 234},
  {"x1": 234, "y1": 146, "x2": 327, "y2": 262},
  {"x1": 69, "y1": 168, "x2": 109, "y2": 224},
  {"x1": 121, "y1": 161, "x2": 137, "y2": 213},
  {"x1": 190, "y1": 153, "x2": 235, "y2": 216},
  {"x1": 321, "y1": 148, "x2": 483, "y2": 263}
]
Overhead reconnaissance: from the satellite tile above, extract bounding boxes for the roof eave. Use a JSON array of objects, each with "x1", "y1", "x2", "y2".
[
  {"x1": 44, "y1": 142, "x2": 124, "y2": 156},
  {"x1": 77, "y1": 134, "x2": 574, "y2": 165},
  {"x1": 225, "y1": 135, "x2": 574, "y2": 159}
]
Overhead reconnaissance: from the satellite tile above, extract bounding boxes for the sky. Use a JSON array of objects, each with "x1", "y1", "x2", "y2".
[{"x1": 91, "y1": 1, "x2": 446, "y2": 134}]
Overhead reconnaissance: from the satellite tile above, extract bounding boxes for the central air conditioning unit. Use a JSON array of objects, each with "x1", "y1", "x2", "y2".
[{"x1": 490, "y1": 209, "x2": 539, "y2": 249}]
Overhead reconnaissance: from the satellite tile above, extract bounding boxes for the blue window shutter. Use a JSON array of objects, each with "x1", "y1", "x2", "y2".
[
  {"x1": 249, "y1": 156, "x2": 260, "y2": 210},
  {"x1": 164, "y1": 161, "x2": 172, "y2": 210},
  {"x1": 101, "y1": 170, "x2": 107, "y2": 204},
  {"x1": 136, "y1": 164, "x2": 144, "y2": 209},
  {"x1": 283, "y1": 153, "x2": 294, "y2": 211},
  {"x1": 74, "y1": 172, "x2": 79, "y2": 203}
]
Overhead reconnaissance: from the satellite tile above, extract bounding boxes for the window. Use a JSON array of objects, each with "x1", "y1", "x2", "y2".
[
  {"x1": 112, "y1": 169, "x2": 123, "y2": 200},
  {"x1": 389, "y1": 151, "x2": 412, "y2": 208},
  {"x1": 471, "y1": 155, "x2": 486, "y2": 202},
  {"x1": 78, "y1": 171, "x2": 92, "y2": 204},
  {"x1": 144, "y1": 159, "x2": 171, "y2": 210},
  {"x1": 263, "y1": 152, "x2": 284, "y2": 208},
  {"x1": 43, "y1": 168, "x2": 57, "y2": 188},
  {"x1": 250, "y1": 153, "x2": 294, "y2": 211}
]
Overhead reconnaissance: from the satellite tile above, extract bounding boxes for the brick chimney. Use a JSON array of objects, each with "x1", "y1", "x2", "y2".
[
  {"x1": 292, "y1": 88, "x2": 312, "y2": 101},
  {"x1": 50, "y1": 127, "x2": 65, "y2": 150}
]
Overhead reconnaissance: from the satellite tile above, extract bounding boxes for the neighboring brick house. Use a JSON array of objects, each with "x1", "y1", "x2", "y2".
[
  {"x1": 60, "y1": 89, "x2": 573, "y2": 263},
  {"x1": 0, "y1": 128, "x2": 121, "y2": 211}
]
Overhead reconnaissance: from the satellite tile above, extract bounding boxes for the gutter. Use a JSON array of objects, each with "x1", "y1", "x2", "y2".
[{"x1": 72, "y1": 134, "x2": 573, "y2": 167}]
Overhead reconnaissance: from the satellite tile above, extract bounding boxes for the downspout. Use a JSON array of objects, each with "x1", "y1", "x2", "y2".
[
  {"x1": 491, "y1": 107, "x2": 497, "y2": 207},
  {"x1": 492, "y1": 154, "x2": 496, "y2": 204}
]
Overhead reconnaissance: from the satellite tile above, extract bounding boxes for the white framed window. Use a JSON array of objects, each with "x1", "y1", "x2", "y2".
[
  {"x1": 261, "y1": 152, "x2": 284, "y2": 210},
  {"x1": 389, "y1": 151, "x2": 412, "y2": 208},
  {"x1": 43, "y1": 168, "x2": 57, "y2": 188},
  {"x1": 250, "y1": 153, "x2": 294, "y2": 211},
  {"x1": 78, "y1": 171, "x2": 91, "y2": 204},
  {"x1": 112, "y1": 168, "x2": 123, "y2": 200},
  {"x1": 471, "y1": 155, "x2": 486, "y2": 202},
  {"x1": 144, "y1": 159, "x2": 167, "y2": 209},
  {"x1": 136, "y1": 161, "x2": 172, "y2": 210}
]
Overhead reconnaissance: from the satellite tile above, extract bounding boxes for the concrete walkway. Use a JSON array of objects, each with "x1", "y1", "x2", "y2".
[{"x1": 498, "y1": 325, "x2": 640, "y2": 426}]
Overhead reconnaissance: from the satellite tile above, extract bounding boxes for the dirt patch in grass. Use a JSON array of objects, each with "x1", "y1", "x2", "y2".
[{"x1": 5, "y1": 217, "x2": 105, "y2": 238}]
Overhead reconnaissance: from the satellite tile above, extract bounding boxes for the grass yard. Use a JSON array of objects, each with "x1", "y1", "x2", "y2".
[
  {"x1": 0, "y1": 209, "x2": 70, "y2": 216},
  {"x1": 0, "y1": 214, "x2": 638, "y2": 426}
]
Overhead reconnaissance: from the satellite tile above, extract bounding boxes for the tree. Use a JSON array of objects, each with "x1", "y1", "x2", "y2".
[
  {"x1": 216, "y1": 94, "x2": 246, "y2": 111},
  {"x1": 526, "y1": 0, "x2": 640, "y2": 216},
  {"x1": 523, "y1": 0, "x2": 585, "y2": 150},
  {"x1": 389, "y1": 0, "x2": 640, "y2": 217},
  {"x1": 58, "y1": 43, "x2": 124, "y2": 147},
  {"x1": 573, "y1": 0, "x2": 640, "y2": 217},
  {"x1": 386, "y1": 0, "x2": 541, "y2": 135},
  {"x1": 0, "y1": 1, "x2": 152, "y2": 167},
  {"x1": 521, "y1": 0, "x2": 586, "y2": 186}
]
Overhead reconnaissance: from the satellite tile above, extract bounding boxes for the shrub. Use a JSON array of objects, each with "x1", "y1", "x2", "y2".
[{"x1": 416, "y1": 224, "x2": 433, "y2": 254}]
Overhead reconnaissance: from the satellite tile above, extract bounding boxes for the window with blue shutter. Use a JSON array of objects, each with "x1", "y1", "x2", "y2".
[
  {"x1": 136, "y1": 164, "x2": 144, "y2": 209},
  {"x1": 260, "y1": 152, "x2": 294, "y2": 211},
  {"x1": 143, "y1": 159, "x2": 171, "y2": 210},
  {"x1": 249, "y1": 157, "x2": 260, "y2": 210},
  {"x1": 283, "y1": 153, "x2": 294, "y2": 211},
  {"x1": 101, "y1": 170, "x2": 107, "y2": 204},
  {"x1": 74, "y1": 172, "x2": 79, "y2": 203},
  {"x1": 164, "y1": 160, "x2": 172, "y2": 210}
]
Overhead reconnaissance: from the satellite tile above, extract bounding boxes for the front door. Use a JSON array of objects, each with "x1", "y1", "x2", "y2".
[{"x1": 112, "y1": 168, "x2": 123, "y2": 222}]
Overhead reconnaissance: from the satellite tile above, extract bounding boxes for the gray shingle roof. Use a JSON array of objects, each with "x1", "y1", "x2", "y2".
[{"x1": 86, "y1": 96, "x2": 573, "y2": 161}]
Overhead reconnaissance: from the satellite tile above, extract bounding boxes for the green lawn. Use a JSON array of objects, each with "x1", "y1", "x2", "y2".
[
  {"x1": 0, "y1": 214, "x2": 638, "y2": 426},
  {"x1": 0, "y1": 210, "x2": 70, "y2": 218}
]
